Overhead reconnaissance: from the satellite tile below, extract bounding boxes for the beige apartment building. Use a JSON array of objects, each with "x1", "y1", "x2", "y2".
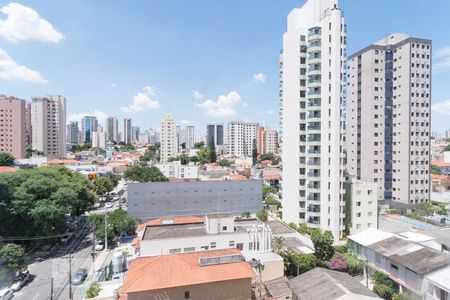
[
  {"x1": 347, "y1": 33, "x2": 431, "y2": 205},
  {"x1": 32, "y1": 95, "x2": 66, "y2": 158},
  {"x1": 0, "y1": 95, "x2": 26, "y2": 158},
  {"x1": 160, "y1": 113, "x2": 177, "y2": 163}
]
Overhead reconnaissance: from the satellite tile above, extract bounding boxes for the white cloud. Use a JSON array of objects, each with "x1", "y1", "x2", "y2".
[
  {"x1": 431, "y1": 99, "x2": 450, "y2": 116},
  {"x1": 0, "y1": 2, "x2": 64, "y2": 43},
  {"x1": 253, "y1": 72, "x2": 266, "y2": 83},
  {"x1": 193, "y1": 90, "x2": 203, "y2": 100},
  {"x1": 434, "y1": 47, "x2": 450, "y2": 70},
  {"x1": 256, "y1": 110, "x2": 274, "y2": 116},
  {"x1": 0, "y1": 48, "x2": 47, "y2": 83},
  {"x1": 68, "y1": 110, "x2": 108, "y2": 124},
  {"x1": 180, "y1": 120, "x2": 191, "y2": 125},
  {"x1": 195, "y1": 91, "x2": 246, "y2": 118},
  {"x1": 121, "y1": 85, "x2": 160, "y2": 113},
  {"x1": 111, "y1": 83, "x2": 117, "y2": 88}
]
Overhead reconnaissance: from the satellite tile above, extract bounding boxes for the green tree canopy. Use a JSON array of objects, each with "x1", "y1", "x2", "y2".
[
  {"x1": 0, "y1": 152, "x2": 15, "y2": 166},
  {"x1": 311, "y1": 229, "x2": 335, "y2": 262},
  {"x1": 139, "y1": 149, "x2": 156, "y2": 162},
  {"x1": 124, "y1": 165, "x2": 168, "y2": 183},
  {"x1": 168, "y1": 154, "x2": 190, "y2": 165},
  {"x1": 94, "y1": 176, "x2": 114, "y2": 195},
  {"x1": 260, "y1": 153, "x2": 280, "y2": 165},
  {"x1": 88, "y1": 209, "x2": 135, "y2": 246},
  {"x1": 256, "y1": 208, "x2": 268, "y2": 222},
  {"x1": 194, "y1": 141, "x2": 205, "y2": 149},
  {"x1": 218, "y1": 159, "x2": 233, "y2": 167},
  {"x1": 0, "y1": 166, "x2": 96, "y2": 238},
  {"x1": 0, "y1": 243, "x2": 28, "y2": 273},
  {"x1": 263, "y1": 185, "x2": 277, "y2": 197}
]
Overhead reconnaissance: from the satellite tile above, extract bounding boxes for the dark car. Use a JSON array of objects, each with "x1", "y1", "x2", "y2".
[
  {"x1": 71, "y1": 268, "x2": 87, "y2": 285},
  {"x1": 10, "y1": 271, "x2": 31, "y2": 291}
]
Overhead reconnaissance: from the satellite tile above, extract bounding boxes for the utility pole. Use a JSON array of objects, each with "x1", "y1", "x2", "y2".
[
  {"x1": 92, "y1": 222, "x2": 96, "y2": 276},
  {"x1": 50, "y1": 277, "x2": 53, "y2": 300},
  {"x1": 104, "y1": 210, "x2": 108, "y2": 251},
  {"x1": 69, "y1": 254, "x2": 73, "y2": 300}
]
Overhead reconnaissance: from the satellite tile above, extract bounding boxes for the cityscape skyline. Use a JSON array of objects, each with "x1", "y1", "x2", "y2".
[{"x1": 0, "y1": 1, "x2": 450, "y2": 133}]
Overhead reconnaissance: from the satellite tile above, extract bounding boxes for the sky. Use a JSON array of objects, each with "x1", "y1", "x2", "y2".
[{"x1": 0, "y1": 0, "x2": 450, "y2": 135}]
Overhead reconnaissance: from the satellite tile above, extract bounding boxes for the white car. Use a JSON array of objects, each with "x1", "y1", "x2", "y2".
[
  {"x1": 0, "y1": 288, "x2": 13, "y2": 300},
  {"x1": 105, "y1": 202, "x2": 113, "y2": 208},
  {"x1": 60, "y1": 233, "x2": 72, "y2": 243}
]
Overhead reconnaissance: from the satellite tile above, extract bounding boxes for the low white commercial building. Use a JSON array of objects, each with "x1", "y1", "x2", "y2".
[
  {"x1": 344, "y1": 176, "x2": 378, "y2": 234},
  {"x1": 155, "y1": 161, "x2": 198, "y2": 179},
  {"x1": 136, "y1": 214, "x2": 272, "y2": 257}
]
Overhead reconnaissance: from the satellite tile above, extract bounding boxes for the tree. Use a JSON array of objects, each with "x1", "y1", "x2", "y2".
[
  {"x1": 310, "y1": 229, "x2": 335, "y2": 262},
  {"x1": 260, "y1": 153, "x2": 280, "y2": 165},
  {"x1": 140, "y1": 150, "x2": 156, "y2": 163},
  {"x1": 252, "y1": 139, "x2": 257, "y2": 166},
  {"x1": 124, "y1": 166, "x2": 168, "y2": 183},
  {"x1": 194, "y1": 141, "x2": 205, "y2": 149},
  {"x1": 81, "y1": 143, "x2": 92, "y2": 150},
  {"x1": 210, "y1": 143, "x2": 217, "y2": 163},
  {"x1": 168, "y1": 154, "x2": 189, "y2": 165},
  {"x1": 0, "y1": 243, "x2": 28, "y2": 273},
  {"x1": 265, "y1": 198, "x2": 281, "y2": 207},
  {"x1": 94, "y1": 176, "x2": 113, "y2": 195},
  {"x1": 298, "y1": 223, "x2": 308, "y2": 234},
  {"x1": 88, "y1": 209, "x2": 135, "y2": 245},
  {"x1": 445, "y1": 144, "x2": 450, "y2": 151},
  {"x1": 431, "y1": 165, "x2": 441, "y2": 175},
  {"x1": 373, "y1": 271, "x2": 396, "y2": 290},
  {"x1": 263, "y1": 185, "x2": 277, "y2": 197},
  {"x1": 0, "y1": 152, "x2": 15, "y2": 166},
  {"x1": 180, "y1": 142, "x2": 186, "y2": 149},
  {"x1": 273, "y1": 236, "x2": 284, "y2": 254},
  {"x1": 241, "y1": 211, "x2": 251, "y2": 219},
  {"x1": 330, "y1": 253, "x2": 348, "y2": 271},
  {"x1": 218, "y1": 159, "x2": 233, "y2": 167},
  {"x1": 198, "y1": 146, "x2": 211, "y2": 164},
  {"x1": 292, "y1": 253, "x2": 317, "y2": 275},
  {"x1": 373, "y1": 284, "x2": 395, "y2": 300},
  {"x1": 256, "y1": 208, "x2": 268, "y2": 222}
]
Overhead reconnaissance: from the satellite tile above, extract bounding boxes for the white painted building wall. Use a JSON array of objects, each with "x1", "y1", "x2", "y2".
[{"x1": 156, "y1": 161, "x2": 198, "y2": 179}]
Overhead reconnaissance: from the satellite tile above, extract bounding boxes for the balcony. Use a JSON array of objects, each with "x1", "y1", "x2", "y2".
[
  {"x1": 307, "y1": 99, "x2": 321, "y2": 107},
  {"x1": 307, "y1": 171, "x2": 320, "y2": 178},
  {"x1": 308, "y1": 66, "x2": 321, "y2": 76},
  {"x1": 307, "y1": 148, "x2": 321, "y2": 156}
]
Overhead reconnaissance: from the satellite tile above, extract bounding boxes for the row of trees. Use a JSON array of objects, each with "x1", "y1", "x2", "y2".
[
  {"x1": 0, "y1": 152, "x2": 15, "y2": 166},
  {"x1": 87, "y1": 209, "x2": 135, "y2": 247},
  {"x1": 123, "y1": 165, "x2": 168, "y2": 182},
  {"x1": 0, "y1": 165, "x2": 96, "y2": 237}
]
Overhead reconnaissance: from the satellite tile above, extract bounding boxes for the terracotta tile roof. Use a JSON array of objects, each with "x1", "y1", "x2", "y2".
[
  {"x1": 432, "y1": 161, "x2": 450, "y2": 167},
  {"x1": 260, "y1": 160, "x2": 273, "y2": 164},
  {"x1": 135, "y1": 216, "x2": 205, "y2": 232},
  {"x1": 46, "y1": 159, "x2": 79, "y2": 165},
  {"x1": 0, "y1": 166, "x2": 16, "y2": 173},
  {"x1": 431, "y1": 174, "x2": 449, "y2": 180},
  {"x1": 121, "y1": 249, "x2": 254, "y2": 294},
  {"x1": 228, "y1": 174, "x2": 248, "y2": 181},
  {"x1": 264, "y1": 174, "x2": 282, "y2": 180}
]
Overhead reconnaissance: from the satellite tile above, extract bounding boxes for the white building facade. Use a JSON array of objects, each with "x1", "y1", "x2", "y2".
[
  {"x1": 160, "y1": 113, "x2": 177, "y2": 163},
  {"x1": 280, "y1": 0, "x2": 347, "y2": 240},
  {"x1": 106, "y1": 116, "x2": 119, "y2": 143},
  {"x1": 347, "y1": 34, "x2": 431, "y2": 205},
  {"x1": 226, "y1": 121, "x2": 258, "y2": 157},
  {"x1": 32, "y1": 95, "x2": 66, "y2": 158},
  {"x1": 156, "y1": 161, "x2": 198, "y2": 179}
]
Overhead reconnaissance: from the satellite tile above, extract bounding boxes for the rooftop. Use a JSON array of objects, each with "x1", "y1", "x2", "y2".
[
  {"x1": 136, "y1": 216, "x2": 204, "y2": 232},
  {"x1": 425, "y1": 265, "x2": 450, "y2": 292},
  {"x1": 348, "y1": 228, "x2": 395, "y2": 246},
  {"x1": 121, "y1": 249, "x2": 254, "y2": 294},
  {"x1": 368, "y1": 236, "x2": 450, "y2": 275},
  {"x1": 288, "y1": 268, "x2": 379, "y2": 300},
  {"x1": 0, "y1": 166, "x2": 16, "y2": 173}
]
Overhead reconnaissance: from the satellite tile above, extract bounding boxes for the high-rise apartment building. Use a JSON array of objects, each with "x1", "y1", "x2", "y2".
[
  {"x1": 123, "y1": 118, "x2": 132, "y2": 144},
  {"x1": 131, "y1": 126, "x2": 140, "y2": 144},
  {"x1": 0, "y1": 95, "x2": 26, "y2": 158},
  {"x1": 67, "y1": 121, "x2": 79, "y2": 144},
  {"x1": 206, "y1": 124, "x2": 224, "y2": 149},
  {"x1": 347, "y1": 33, "x2": 431, "y2": 205},
  {"x1": 160, "y1": 113, "x2": 177, "y2": 163},
  {"x1": 280, "y1": 0, "x2": 346, "y2": 239},
  {"x1": 148, "y1": 128, "x2": 159, "y2": 144},
  {"x1": 106, "y1": 116, "x2": 119, "y2": 143},
  {"x1": 92, "y1": 130, "x2": 107, "y2": 149},
  {"x1": 81, "y1": 116, "x2": 98, "y2": 144},
  {"x1": 24, "y1": 103, "x2": 32, "y2": 145},
  {"x1": 445, "y1": 130, "x2": 450, "y2": 140},
  {"x1": 186, "y1": 125, "x2": 195, "y2": 149},
  {"x1": 257, "y1": 126, "x2": 279, "y2": 155},
  {"x1": 226, "y1": 121, "x2": 258, "y2": 157},
  {"x1": 32, "y1": 95, "x2": 66, "y2": 158}
]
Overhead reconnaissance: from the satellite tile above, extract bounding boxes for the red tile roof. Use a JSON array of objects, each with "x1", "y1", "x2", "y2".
[
  {"x1": 264, "y1": 174, "x2": 282, "y2": 180},
  {"x1": 121, "y1": 249, "x2": 254, "y2": 294},
  {"x1": 228, "y1": 174, "x2": 248, "y2": 181},
  {"x1": 131, "y1": 238, "x2": 141, "y2": 249},
  {"x1": 46, "y1": 159, "x2": 79, "y2": 165},
  {"x1": 432, "y1": 161, "x2": 450, "y2": 167},
  {"x1": 431, "y1": 174, "x2": 449, "y2": 180},
  {"x1": 135, "y1": 216, "x2": 205, "y2": 232},
  {"x1": 0, "y1": 166, "x2": 16, "y2": 173}
]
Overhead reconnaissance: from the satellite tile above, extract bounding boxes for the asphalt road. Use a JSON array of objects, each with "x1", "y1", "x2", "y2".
[{"x1": 13, "y1": 222, "x2": 94, "y2": 300}]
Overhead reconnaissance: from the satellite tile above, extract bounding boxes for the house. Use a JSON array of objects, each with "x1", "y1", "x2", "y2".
[
  {"x1": 432, "y1": 162, "x2": 450, "y2": 175},
  {"x1": 423, "y1": 265, "x2": 450, "y2": 300},
  {"x1": 119, "y1": 249, "x2": 255, "y2": 300},
  {"x1": 155, "y1": 161, "x2": 198, "y2": 179},
  {"x1": 264, "y1": 268, "x2": 379, "y2": 300},
  {"x1": 348, "y1": 228, "x2": 450, "y2": 297}
]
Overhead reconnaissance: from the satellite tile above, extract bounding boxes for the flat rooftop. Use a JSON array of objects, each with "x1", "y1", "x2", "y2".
[{"x1": 142, "y1": 219, "x2": 261, "y2": 240}]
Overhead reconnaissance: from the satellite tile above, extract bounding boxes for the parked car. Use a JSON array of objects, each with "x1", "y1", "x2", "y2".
[
  {"x1": 60, "y1": 232, "x2": 72, "y2": 243},
  {"x1": 10, "y1": 272, "x2": 31, "y2": 292},
  {"x1": 120, "y1": 198, "x2": 126, "y2": 203},
  {"x1": 71, "y1": 268, "x2": 87, "y2": 285},
  {"x1": 95, "y1": 238, "x2": 105, "y2": 251},
  {"x1": 105, "y1": 202, "x2": 113, "y2": 208},
  {"x1": 0, "y1": 288, "x2": 13, "y2": 300}
]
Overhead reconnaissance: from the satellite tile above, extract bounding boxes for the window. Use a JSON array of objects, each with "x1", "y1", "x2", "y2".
[
  {"x1": 184, "y1": 247, "x2": 195, "y2": 252},
  {"x1": 391, "y1": 264, "x2": 399, "y2": 270},
  {"x1": 368, "y1": 190, "x2": 372, "y2": 195},
  {"x1": 185, "y1": 291, "x2": 190, "y2": 299},
  {"x1": 356, "y1": 201, "x2": 361, "y2": 207},
  {"x1": 236, "y1": 243, "x2": 244, "y2": 250},
  {"x1": 229, "y1": 240, "x2": 235, "y2": 247},
  {"x1": 356, "y1": 213, "x2": 361, "y2": 217},
  {"x1": 169, "y1": 248, "x2": 182, "y2": 254},
  {"x1": 210, "y1": 242, "x2": 216, "y2": 249},
  {"x1": 222, "y1": 226, "x2": 227, "y2": 231}
]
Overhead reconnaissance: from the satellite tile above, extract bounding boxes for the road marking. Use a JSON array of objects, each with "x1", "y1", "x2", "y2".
[{"x1": 32, "y1": 292, "x2": 40, "y2": 300}]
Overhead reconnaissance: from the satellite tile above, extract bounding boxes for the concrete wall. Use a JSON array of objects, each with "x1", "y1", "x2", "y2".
[
  {"x1": 127, "y1": 278, "x2": 252, "y2": 300},
  {"x1": 128, "y1": 180, "x2": 263, "y2": 220}
]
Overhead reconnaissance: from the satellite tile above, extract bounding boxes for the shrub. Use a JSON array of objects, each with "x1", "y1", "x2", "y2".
[
  {"x1": 288, "y1": 222, "x2": 298, "y2": 230},
  {"x1": 373, "y1": 271, "x2": 396, "y2": 290},
  {"x1": 343, "y1": 253, "x2": 364, "y2": 276},
  {"x1": 373, "y1": 284, "x2": 395, "y2": 300},
  {"x1": 330, "y1": 253, "x2": 348, "y2": 271},
  {"x1": 298, "y1": 223, "x2": 308, "y2": 234},
  {"x1": 333, "y1": 244, "x2": 348, "y2": 254},
  {"x1": 86, "y1": 282, "x2": 101, "y2": 298},
  {"x1": 266, "y1": 198, "x2": 281, "y2": 207}
]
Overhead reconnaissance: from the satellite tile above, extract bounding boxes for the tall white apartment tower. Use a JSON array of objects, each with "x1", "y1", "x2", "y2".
[
  {"x1": 347, "y1": 34, "x2": 431, "y2": 205},
  {"x1": 280, "y1": 0, "x2": 347, "y2": 240},
  {"x1": 123, "y1": 118, "x2": 132, "y2": 144},
  {"x1": 32, "y1": 95, "x2": 66, "y2": 158},
  {"x1": 106, "y1": 116, "x2": 119, "y2": 143},
  {"x1": 186, "y1": 125, "x2": 195, "y2": 149},
  {"x1": 160, "y1": 113, "x2": 177, "y2": 163},
  {"x1": 226, "y1": 121, "x2": 258, "y2": 157}
]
